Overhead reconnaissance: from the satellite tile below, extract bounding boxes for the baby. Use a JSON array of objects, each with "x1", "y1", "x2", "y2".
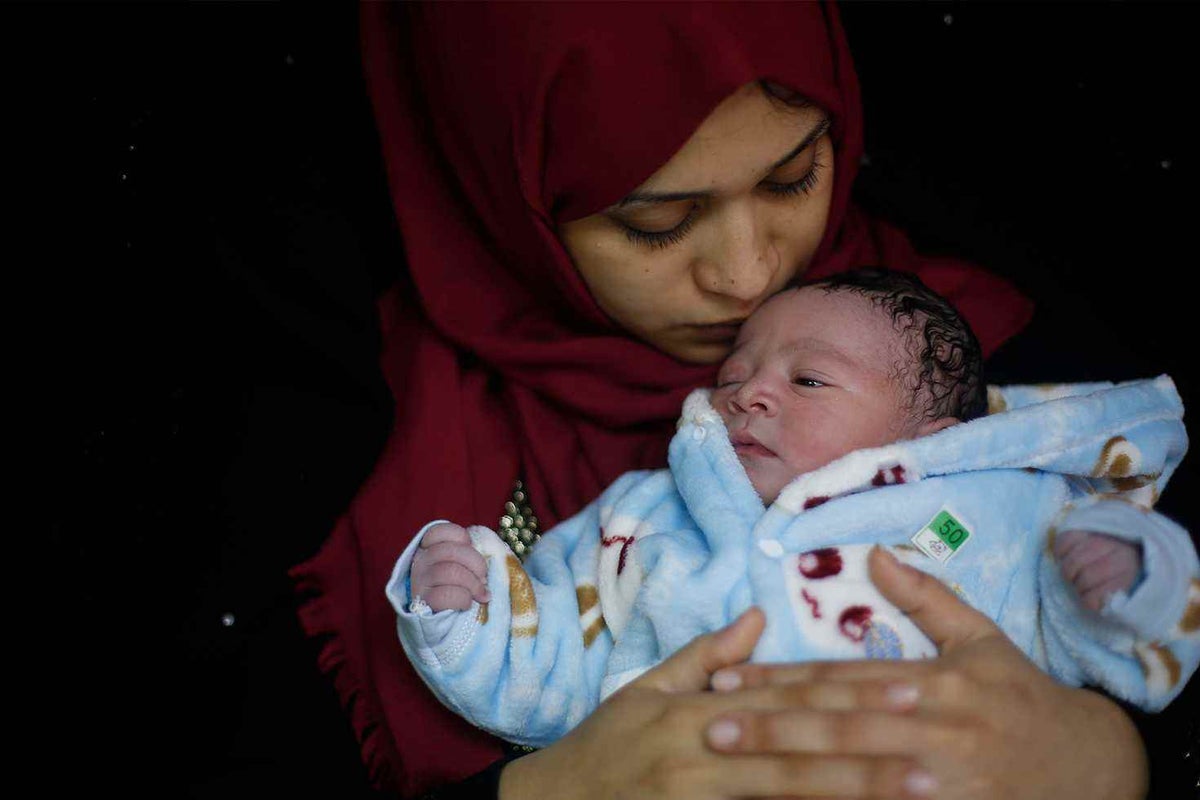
[{"x1": 389, "y1": 269, "x2": 1199, "y2": 746}]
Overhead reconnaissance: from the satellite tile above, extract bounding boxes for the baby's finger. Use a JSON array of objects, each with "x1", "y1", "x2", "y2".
[
  {"x1": 1074, "y1": 555, "x2": 1132, "y2": 595},
  {"x1": 1058, "y1": 540, "x2": 1111, "y2": 585},
  {"x1": 1052, "y1": 529, "x2": 1090, "y2": 561},
  {"x1": 424, "y1": 561, "x2": 492, "y2": 602},
  {"x1": 1079, "y1": 582, "x2": 1122, "y2": 612},
  {"x1": 421, "y1": 585, "x2": 475, "y2": 612},
  {"x1": 420, "y1": 541, "x2": 488, "y2": 582},
  {"x1": 421, "y1": 522, "x2": 471, "y2": 548}
]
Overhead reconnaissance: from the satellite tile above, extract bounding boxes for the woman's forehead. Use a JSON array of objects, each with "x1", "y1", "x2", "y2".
[{"x1": 628, "y1": 85, "x2": 828, "y2": 200}]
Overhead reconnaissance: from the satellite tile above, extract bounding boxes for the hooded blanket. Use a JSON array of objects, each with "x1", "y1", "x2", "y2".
[{"x1": 390, "y1": 378, "x2": 1197, "y2": 747}]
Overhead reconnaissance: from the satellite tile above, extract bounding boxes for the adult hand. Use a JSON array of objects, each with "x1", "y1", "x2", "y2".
[
  {"x1": 703, "y1": 546, "x2": 1149, "y2": 800},
  {"x1": 500, "y1": 604, "x2": 928, "y2": 799}
]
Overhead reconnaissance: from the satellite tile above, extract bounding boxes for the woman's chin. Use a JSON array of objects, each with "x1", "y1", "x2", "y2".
[{"x1": 664, "y1": 338, "x2": 734, "y2": 365}]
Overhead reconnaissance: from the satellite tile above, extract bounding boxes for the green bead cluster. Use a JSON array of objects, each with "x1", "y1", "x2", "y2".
[{"x1": 498, "y1": 479, "x2": 540, "y2": 559}]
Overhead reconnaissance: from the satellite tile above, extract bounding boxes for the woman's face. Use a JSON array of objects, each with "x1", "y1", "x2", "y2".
[{"x1": 560, "y1": 82, "x2": 835, "y2": 364}]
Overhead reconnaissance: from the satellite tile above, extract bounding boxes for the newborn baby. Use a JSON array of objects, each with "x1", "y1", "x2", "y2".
[
  {"x1": 420, "y1": 271, "x2": 1140, "y2": 611},
  {"x1": 390, "y1": 268, "x2": 1198, "y2": 746}
]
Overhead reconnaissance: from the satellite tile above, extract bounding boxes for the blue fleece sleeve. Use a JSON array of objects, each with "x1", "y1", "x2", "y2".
[
  {"x1": 1040, "y1": 499, "x2": 1200, "y2": 711},
  {"x1": 386, "y1": 502, "x2": 616, "y2": 747}
]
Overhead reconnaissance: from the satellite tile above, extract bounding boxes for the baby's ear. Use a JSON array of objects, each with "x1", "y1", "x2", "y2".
[{"x1": 915, "y1": 416, "x2": 960, "y2": 438}]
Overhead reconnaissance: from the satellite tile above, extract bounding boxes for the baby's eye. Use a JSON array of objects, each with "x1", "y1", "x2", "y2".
[
  {"x1": 793, "y1": 377, "x2": 825, "y2": 388},
  {"x1": 716, "y1": 363, "x2": 748, "y2": 388}
]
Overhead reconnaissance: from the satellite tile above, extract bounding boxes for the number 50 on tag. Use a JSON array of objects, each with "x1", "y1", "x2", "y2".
[{"x1": 911, "y1": 508, "x2": 972, "y2": 564}]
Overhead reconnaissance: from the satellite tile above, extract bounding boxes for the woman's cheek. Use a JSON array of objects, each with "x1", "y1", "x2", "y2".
[
  {"x1": 789, "y1": 140, "x2": 836, "y2": 278},
  {"x1": 775, "y1": 213, "x2": 822, "y2": 284}
]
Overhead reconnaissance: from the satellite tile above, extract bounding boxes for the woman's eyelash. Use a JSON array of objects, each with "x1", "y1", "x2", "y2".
[
  {"x1": 619, "y1": 153, "x2": 825, "y2": 248},
  {"x1": 619, "y1": 208, "x2": 699, "y2": 250},
  {"x1": 761, "y1": 156, "x2": 825, "y2": 197}
]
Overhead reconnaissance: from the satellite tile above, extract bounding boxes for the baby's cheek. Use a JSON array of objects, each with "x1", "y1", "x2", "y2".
[
  {"x1": 774, "y1": 431, "x2": 836, "y2": 478},
  {"x1": 711, "y1": 388, "x2": 731, "y2": 417}
]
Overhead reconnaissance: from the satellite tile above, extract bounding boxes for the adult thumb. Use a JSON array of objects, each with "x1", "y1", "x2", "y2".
[
  {"x1": 635, "y1": 607, "x2": 766, "y2": 693},
  {"x1": 868, "y1": 545, "x2": 1000, "y2": 652}
]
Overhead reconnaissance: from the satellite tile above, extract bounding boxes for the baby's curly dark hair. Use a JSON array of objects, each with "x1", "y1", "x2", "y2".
[{"x1": 800, "y1": 268, "x2": 986, "y2": 422}]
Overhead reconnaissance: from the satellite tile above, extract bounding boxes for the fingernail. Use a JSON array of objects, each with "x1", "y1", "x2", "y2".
[
  {"x1": 886, "y1": 683, "x2": 920, "y2": 708},
  {"x1": 711, "y1": 669, "x2": 741, "y2": 692},
  {"x1": 481, "y1": 590, "x2": 492, "y2": 602},
  {"x1": 706, "y1": 719, "x2": 740, "y2": 748},
  {"x1": 905, "y1": 769, "x2": 938, "y2": 796},
  {"x1": 882, "y1": 545, "x2": 920, "y2": 576}
]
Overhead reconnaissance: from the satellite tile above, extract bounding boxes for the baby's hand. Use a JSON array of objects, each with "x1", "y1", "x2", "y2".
[
  {"x1": 1053, "y1": 530, "x2": 1142, "y2": 613},
  {"x1": 411, "y1": 522, "x2": 492, "y2": 612}
]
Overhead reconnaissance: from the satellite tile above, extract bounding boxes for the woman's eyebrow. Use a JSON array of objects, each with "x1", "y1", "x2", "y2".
[
  {"x1": 767, "y1": 115, "x2": 831, "y2": 172},
  {"x1": 616, "y1": 115, "x2": 831, "y2": 208}
]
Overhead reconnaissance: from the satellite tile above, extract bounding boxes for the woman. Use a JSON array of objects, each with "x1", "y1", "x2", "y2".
[{"x1": 292, "y1": 3, "x2": 1148, "y2": 798}]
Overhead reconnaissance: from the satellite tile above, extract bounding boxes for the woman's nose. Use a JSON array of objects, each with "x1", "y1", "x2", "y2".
[
  {"x1": 728, "y1": 378, "x2": 777, "y2": 417},
  {"x1": 695, "y1": 202, "x2": 779, "y2": 304}
]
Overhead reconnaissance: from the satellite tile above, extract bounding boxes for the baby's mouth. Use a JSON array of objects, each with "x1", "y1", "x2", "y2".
[{"x1": 730, "y1": 430, "x2": 776, "y2": 458}]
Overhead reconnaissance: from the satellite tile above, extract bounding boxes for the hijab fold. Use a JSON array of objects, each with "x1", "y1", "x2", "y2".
[{"x1": 292, "y1": 3, "x2": 1033, "y2": 795}]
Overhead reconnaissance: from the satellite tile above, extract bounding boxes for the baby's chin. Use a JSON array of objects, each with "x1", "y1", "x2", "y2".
[
  {"x1": 755, "y1": 484, "x2": 784, "y2": 505},
  {"x1": 740, "y1": 456, "x2": 787, "y2": 505}
]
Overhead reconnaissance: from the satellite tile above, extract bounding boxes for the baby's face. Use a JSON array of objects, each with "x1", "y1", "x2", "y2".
[{"x1": 713, "y1": 287, "x2": 924, "y2": 504}]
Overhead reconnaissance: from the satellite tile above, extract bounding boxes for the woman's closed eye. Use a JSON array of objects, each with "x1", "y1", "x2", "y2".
[
  {"x1": 612, "y1": 132, "x2": 829, "y2": 250},
  {"x1": 760, "y1": 154, "x2": 824, "y2": 197},
  {"x1": 616, "y1": 201, "x2": 701, "y2": 250}
]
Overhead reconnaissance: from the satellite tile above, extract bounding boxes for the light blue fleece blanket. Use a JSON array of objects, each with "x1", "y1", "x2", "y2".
[{"x1": 388, "y1": 377, "x2": 1199, "y2": 747}]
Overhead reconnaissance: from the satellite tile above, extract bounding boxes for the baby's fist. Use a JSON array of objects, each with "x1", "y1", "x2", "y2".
[
  {"x1": 1053, "y1": 530, "x2": 1142, "y2": 613},
  {"x1": 411, "y1": 522, "x2": 491, "y2": 612}
]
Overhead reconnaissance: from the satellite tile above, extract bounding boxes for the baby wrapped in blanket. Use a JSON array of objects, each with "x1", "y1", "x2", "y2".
[{"x1": 388, "y1": 269, "x2": 1200, "y2": 747}]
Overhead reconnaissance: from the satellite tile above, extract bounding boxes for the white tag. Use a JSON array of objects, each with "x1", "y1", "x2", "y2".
[{"x1": 911, "y1": 506, "x2": 972, "y2": 564}]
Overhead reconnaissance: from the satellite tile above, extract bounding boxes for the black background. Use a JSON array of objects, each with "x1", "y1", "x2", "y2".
[{"x1": 35, "y1": 2, "x2": 1198, "y2": 798}]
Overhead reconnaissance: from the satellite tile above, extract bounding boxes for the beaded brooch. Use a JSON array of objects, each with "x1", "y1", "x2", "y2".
[{"x1": 498, "y1": 479, "x2": 541, "y2": 559}]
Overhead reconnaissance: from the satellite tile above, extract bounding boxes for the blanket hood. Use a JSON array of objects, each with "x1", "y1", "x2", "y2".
[{"x1": 670, "y1": 376, "x2": 1187, "y2": 527}]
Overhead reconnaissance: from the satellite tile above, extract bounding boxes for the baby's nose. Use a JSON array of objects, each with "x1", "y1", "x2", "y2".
[{"x1": 731, "y1": 380, "x2": 776, "y2": 416}]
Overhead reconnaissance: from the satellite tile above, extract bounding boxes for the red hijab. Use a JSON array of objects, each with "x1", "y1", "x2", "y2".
[{"x1": 292, "y1": 3, "x2": 1033, "y2": 795}]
